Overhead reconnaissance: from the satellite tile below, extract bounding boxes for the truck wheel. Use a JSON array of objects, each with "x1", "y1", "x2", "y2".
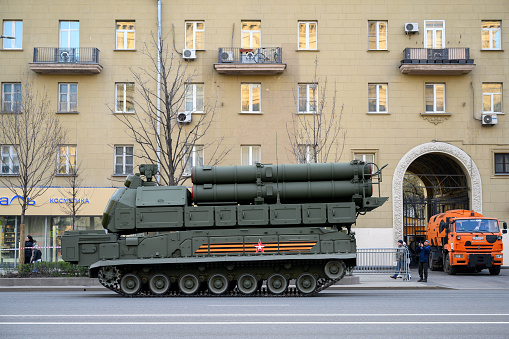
[
  {"x1": 429, "y1": 252, "x2": 438, "y2": 271},
  {"x1": 489, "y1": 267, "x2": 501, "y2": 275},
  {"x1": 444, "y1": 254, "x2": 457, "y2": 275}
]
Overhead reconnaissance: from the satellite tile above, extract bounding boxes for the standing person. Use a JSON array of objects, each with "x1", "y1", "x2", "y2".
[
  {"x1": 390, "y1": 240, "x2": 407, "y2": 279},
  {"x1": 31, "y1": 240, "x2": 42, "y2": 263},
  {"x1": 416, "y1": 240, "x2": 431, "y2": 282},
  {"x1": 24, "y1": 235, "x2": 33, "y2": 264}
]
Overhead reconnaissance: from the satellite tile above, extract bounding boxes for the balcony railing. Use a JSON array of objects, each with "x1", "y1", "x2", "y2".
[
  {"x1": 29, "y1": 47, "x2": 103, "y2": 74},
  {"x1": 214, "y1": 47, "x2": 286, "y2": 75},
  {"x1": 400, "y1": 48, "x2": 475, "y2": 75}
]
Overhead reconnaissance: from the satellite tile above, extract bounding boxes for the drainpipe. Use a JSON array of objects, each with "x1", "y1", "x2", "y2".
[{"x1": 156, "y1": 0, "x2": 162, "y2": 183}]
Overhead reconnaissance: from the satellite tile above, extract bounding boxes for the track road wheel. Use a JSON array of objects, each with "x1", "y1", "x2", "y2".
[
  {"x1": 179, "y1": 274, "x2": 200, "y2": 295},
  {"x1": 237, "y1": 273, "x2": 258, "y2": 295},
  {"x1": 149, "y1": 274, "x2": 170, "y2": 295},
  {"x1": 120, "y1": 273, "x2": 142, "y2": 295},
  {"x1": 296, "y1": 273, "x2": 317, "y2": 295},
  {"x1": 489, "y1": 266, "x2": 501, "y2": 275},
  {"x1": 324, "y1": 260, "x2": 345, "y2": 280},
  {"x1": 208, "y1": 273, "x2": 229, "y2": 295},
  {"x1": 444, "y1": 254, "x2": 457, "y2": 275},
  {"x1": 98, "y1": 266, "x2": 120, "y2": 287},
  {"x1": 266, "y1": 273, "x2": 288, "y2": 295}
]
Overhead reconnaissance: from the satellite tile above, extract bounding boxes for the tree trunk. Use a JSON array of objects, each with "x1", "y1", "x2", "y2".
[{"x1": 18, "y1": 223, "x2": 25, "y2": 268}]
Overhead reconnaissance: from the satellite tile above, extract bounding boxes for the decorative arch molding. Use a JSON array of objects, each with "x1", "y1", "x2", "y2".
[{"x1": 392, "y1": 142, "x2": 482, "y2": 244}]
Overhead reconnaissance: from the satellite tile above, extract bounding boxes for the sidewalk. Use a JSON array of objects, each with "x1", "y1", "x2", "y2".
[{"x1": 0, "y1": 268, "x2": 507, "y2": 292}]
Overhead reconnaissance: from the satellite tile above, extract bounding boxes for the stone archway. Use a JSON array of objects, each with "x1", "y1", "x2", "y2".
[{"x1": 392, "y1": 142, "x2": 482, "y2": 244}]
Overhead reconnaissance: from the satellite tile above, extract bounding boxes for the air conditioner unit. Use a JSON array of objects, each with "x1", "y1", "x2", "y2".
[
  {"x1": 60, "y1": 50, "x2": 70, "y2": 61},
  {"x1": 405, "y1": 23, "x2": 419, "y2": 33},
  {"x1": 182, "y1": 49, "x2": 196, "y2": 60},
  {"x1": 482, "y1": 114, "x2": 497, "y2": 126},
  {"x1": 177, "y1": 111, "x2": 192, "y2": 123},
  {"x1": 220, "y1": 51, "x2": 234, "y2": 62}
]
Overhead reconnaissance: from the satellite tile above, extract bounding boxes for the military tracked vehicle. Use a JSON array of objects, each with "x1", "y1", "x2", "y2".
[{"x1": 62, "y1": 161, "x2": 387, "y2": 297}]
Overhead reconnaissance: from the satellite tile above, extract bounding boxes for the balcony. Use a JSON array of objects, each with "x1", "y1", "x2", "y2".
[
  {"x1": 29, "y1": 47, "x2": 103, "y2": 74},
  {"x1": 399, "y1": 48, "x2": 475, "y2": 75},
  {"x1": 214, "y1": 47, "x2": 286, "y2": 75}
]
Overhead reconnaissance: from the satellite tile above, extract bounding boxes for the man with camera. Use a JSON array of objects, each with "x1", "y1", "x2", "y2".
[{"x1": 415, "y1": 240, "x2": 431, "y2": 282}]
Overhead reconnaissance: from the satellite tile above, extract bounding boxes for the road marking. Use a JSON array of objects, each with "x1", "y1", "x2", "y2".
[{"x1": 2, "y1": 321, "x2": 509, "y2": 325}]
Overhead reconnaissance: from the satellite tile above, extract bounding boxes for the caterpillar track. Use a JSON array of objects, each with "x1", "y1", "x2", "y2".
[{"x1": 96, "y1": 259, "x2": 347, "y2": 297}]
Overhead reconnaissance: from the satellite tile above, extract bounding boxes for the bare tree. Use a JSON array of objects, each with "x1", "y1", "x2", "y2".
[
  {"x1": 58, "y1": 162, "x2": 89, "y2": 230},
  {"x1": 0, "y1": 78, "x2": 66, "y2": 267},
  {"x1": 287, "y1": 58, "x2": 346, "y2": 164},
  {"x1": 113, "y1": 33, "x2": 230, "y2": 186}
]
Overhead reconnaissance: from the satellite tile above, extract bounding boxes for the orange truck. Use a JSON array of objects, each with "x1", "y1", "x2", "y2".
[{"x1": 427, "y1": 210, "x2": 507, "y2": 275}]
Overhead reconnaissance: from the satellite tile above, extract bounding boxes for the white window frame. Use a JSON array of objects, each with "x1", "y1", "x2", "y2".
[
  {"x1": 116, "y1": 21, "x2": 135, "y2": 50},
  {"x1": 185, "y1": 83, "x2": 204, "y2": 113},
  {"x1": 368, "y1": 21, "x2": 387, "y2": 50},
  {"x1": 3, "y1": 21, "x2": 22, "y2": 49},
  {"x1": 298, "y1": 84, "x2": 318, "y2": 114},
  {"x1": 482, "y1": 20, "x2": 501, "y2": 50},
  {"x1": 2, "y1": 83, "x2": 21, "y2": 113},
  {"x1": 59, "y1": 21, "x2": 79, "y2": 49},
  {"x1": 425, "y1": 84, "x2": 446, "y2": 113},
  {"x1": 115, "y1": 83, "x2": 134, "y2": 113},
  {"x1": 183, "y1": 145, "x2": 204, "y2": 176},
  {"x1": 58, "y1": 145, "x2": 77, "y2": 175},
  {"x1": 1, "y1": 145, "x2": 19, "y2": 175},
  {"x1": 241, "y1": 83, "x2": 261, "y2": 113},
  {"x1": 241, "y1": 21, "x2": 261, "y2": 49},
  {"x1": 482, "y1": 83, "x2": 502, "y2": 113},
  {"x1": 58, "y1": 83, "x2": 78, "y2": 112},
  {"x1": 114, "y1": 145, "x2": 134, "y2": 175},
  {"x1": 185, "y1": 21, "x2": 204, "y2": 50},
  {"x1": 353, "y1": 152, "x2": 376, "y2": 173},
  {"x1": 241, "y1": 145, "x2": 261, "y2": 166},
  {"x1": 368, "y1": 83, "x2": 388, "y2": 113},
  {"x1": 424, "y1": 20, "x2": 445, "y2": 49},
  {"x1": 298, "y1": 21, "x2": 317, "y2": 50},
  {"x1": 298, "y1": 144, "x2": 316, "y2": 164}
]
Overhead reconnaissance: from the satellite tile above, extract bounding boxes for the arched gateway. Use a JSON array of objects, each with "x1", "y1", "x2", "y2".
[{"x1": 392, "y1": 142, "x2": 482, "y2": 246}]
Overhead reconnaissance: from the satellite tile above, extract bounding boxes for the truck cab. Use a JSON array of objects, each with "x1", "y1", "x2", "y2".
[{"x1": 427, "y1": 210, "x2": 507, "y2": 275}]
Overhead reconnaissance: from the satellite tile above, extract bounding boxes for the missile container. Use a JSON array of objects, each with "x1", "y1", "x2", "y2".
[{"x1": 61, "y1": 161, "x2": 387, "y2": 297}]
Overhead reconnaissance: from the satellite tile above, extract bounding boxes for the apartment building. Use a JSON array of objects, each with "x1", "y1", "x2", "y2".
[{"x1": 0, "y1": 0, "x2": 507, "y2": 266}]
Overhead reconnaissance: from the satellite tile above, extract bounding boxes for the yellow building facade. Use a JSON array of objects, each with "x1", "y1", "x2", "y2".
[{"x1": 1, "y1": 0, "x2": 508, "y2": 266}]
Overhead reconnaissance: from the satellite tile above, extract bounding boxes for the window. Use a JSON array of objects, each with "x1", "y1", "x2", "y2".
[
  {"x1": 298, "y1": 84, "x2": 317, "y2": 113},
  {"x1": 368, "y1": 84, "x2": 388, "y2": 113},
  {"x1": 185, "y1": 84, "x2": 204, "y2": 113},
  {"x1": 425, "y1": 84, "x2": 445, "y2": 113},
  {"x1": 3, "y1": 21, "x2": 23, "y2": 49},
  {"x1": 241, "y1": 21, "x2": 261, "y2": 49},
  {"x1": 495, "y1": 153, "x2": 509, "y2": 175},
  {"x1": 354, "y1": 153, "x2": 375, "y2": 164},
  {"x1": 368, "y1": 21, "x2": 387, "y2": 50},
  {"x1": 60, "y1": 21, "x2": 79, "y2": 49},
  {"x1": 298, "y1": 144, "x2": 316, "y2": 164},
  {"x1": 116, "y1": 21, "x2": 135, "y2": 50},
  {"x1": 58, "y1": 83, "x2": 78, "y2": 112},
  {"x1": 241, "y1": 84, "x2": 261, "y2": 113},
  {"x1": 185, "y1": 21, "x2": 204, "y2": 50},
  {"x1": 2, "y1": 83, "x2": 21, "y2": 112},
  {"x1": 298, "y1": 21, "x2": 317, "y2": 50},
  {"x1": 1, "y1": 145, "x2": 19, "y2": 175},
  {"x1": 241, "y1": 145, "x2": 261, "y2": 165},
  {"x1": 424, "y1": 20, "x2": 444, "y2": 49},
  {"x1": 115, "y1": 83, "x2": 134, "y2": 113},
  {"x1": 483, "y1": 83, "x2": 502, "y2": 113},
  {"x1": 58, "y1": 145, "x2": 76, "y2": 175},
  {"x1": 184, "y1": 145, "x2": 204, "y2": 176},
  {"x1": 114, "y1": 146, "x2": 133, "y2": 175},
  {"x1": 482, "y1": 21, "x2": 501, "y2": 50}
]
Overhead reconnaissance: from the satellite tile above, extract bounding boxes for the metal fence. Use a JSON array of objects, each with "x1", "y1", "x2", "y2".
[
  {"x1": 32, "y1": 47, "x2": 100, "y2": 64},
  {"x1": 217, "y1": 47, "x2": 283, "y2": 64},
  {"x1": 402, "y1": 48, "x2": 472, "y2": 63},
  {"x1": 352, "y1": 247, "x2": 411, "y2": 281}
]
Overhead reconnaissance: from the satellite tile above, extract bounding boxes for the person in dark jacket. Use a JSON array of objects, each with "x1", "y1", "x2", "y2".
[
  {"x1": 24, "y1": 235, "x2": 33, "y2": 264},
  {"x1": 416, "y1": 239, "x2": 431, "y2": 282},
  {"x1": 31, "y1": 240, "x2": 42, "y2": 263}
]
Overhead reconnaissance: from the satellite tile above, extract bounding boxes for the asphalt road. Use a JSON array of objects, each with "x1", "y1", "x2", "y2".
[{"x1": 2, "y1": 289, "x2": 509, "y2": 338}]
